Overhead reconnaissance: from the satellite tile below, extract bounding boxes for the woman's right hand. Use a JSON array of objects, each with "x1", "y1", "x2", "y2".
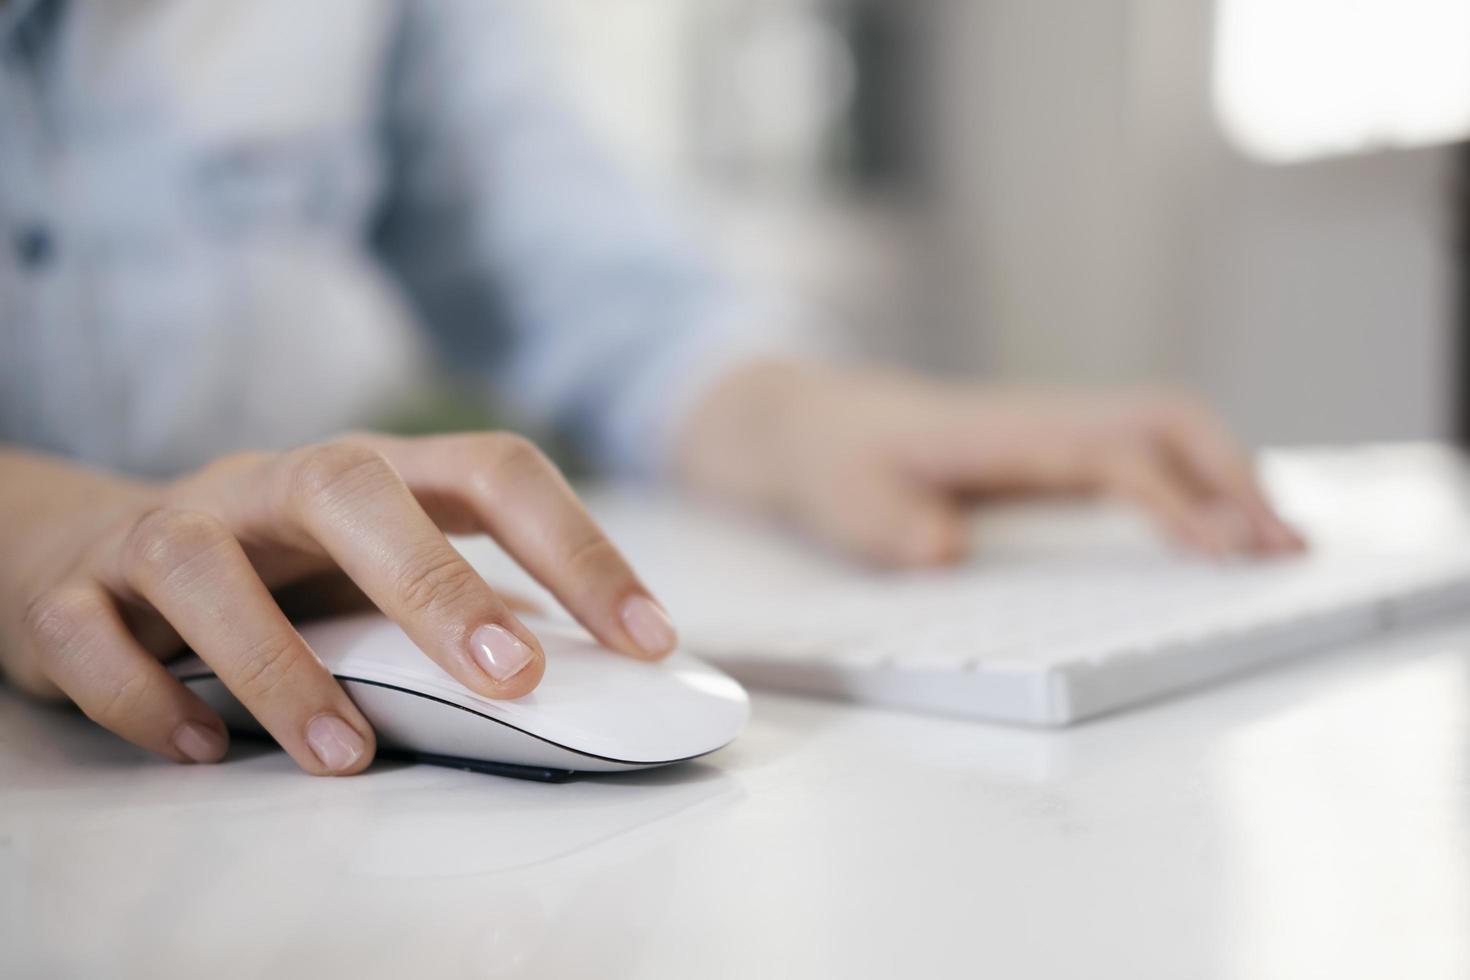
[{"x1": 0, "y1": 433, "x2": 678, "y2": 775}]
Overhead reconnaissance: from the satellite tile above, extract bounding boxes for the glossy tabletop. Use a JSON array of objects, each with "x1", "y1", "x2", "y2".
[{"x1": 5, "y1": 609, "x2": 1470, "y2": 979}]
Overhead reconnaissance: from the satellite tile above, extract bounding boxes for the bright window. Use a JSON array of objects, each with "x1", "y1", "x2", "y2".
[{"x1": 1214, "y1": 0, "x2": 1470, "y2": 163}]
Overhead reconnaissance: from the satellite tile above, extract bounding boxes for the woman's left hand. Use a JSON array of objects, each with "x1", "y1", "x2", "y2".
[{"x1": 677, "y1": 362, "x2": 1305, "y2": 567}]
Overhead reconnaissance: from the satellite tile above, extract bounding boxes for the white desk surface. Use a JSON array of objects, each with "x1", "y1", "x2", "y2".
[{"x1": 5, "y1": 611, "x2": 1470, "y2": 979}]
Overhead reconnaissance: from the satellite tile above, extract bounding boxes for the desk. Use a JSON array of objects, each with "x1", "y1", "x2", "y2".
[{"x1": 5, "y1": 609, "x2": 1470, "y2": 978}]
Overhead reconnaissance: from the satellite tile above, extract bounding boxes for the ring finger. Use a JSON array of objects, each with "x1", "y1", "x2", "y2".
[{"x1": 114, "y1": 508, "x2": 375, "y2": 776}]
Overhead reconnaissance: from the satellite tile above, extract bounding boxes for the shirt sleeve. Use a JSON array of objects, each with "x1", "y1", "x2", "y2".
[{"x1": 373, "y1": 0, "x2": 807, "y2": 476}]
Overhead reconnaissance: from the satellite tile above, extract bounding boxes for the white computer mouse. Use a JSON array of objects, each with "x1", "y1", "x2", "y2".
[{"x1": 168, "y1": 613, "x2": 750, "y2": 780}]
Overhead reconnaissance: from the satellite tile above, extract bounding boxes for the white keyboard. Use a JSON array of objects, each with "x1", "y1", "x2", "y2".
[
  {"x1": 458, "y1": 445, "x2": 1470, "y2": 725},
  {"x1": 663, "y1": 549, "x2": 1470, "y2": 724}
]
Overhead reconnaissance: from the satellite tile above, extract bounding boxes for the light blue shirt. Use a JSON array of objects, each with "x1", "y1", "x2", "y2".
[{"x1": 0, "y1": 0, "x2": 790, "y2": 476}]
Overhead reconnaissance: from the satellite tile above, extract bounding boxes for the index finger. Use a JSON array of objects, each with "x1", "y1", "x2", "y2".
[
  {"x1": 368, "y1": 432, "x2": 679, "y2": 662},
  {"x1": 270, "y1": 443, "x2": 547, "y2": 700}
]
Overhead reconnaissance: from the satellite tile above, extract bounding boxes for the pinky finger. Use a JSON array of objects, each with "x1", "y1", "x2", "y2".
[{"x1": 24, "y1": 584, "x2": 229, "y2": 764}]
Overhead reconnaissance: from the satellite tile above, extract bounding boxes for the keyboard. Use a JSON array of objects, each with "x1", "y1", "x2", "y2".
[{"x1": 457, "y1": 444, "x2": 1470, "y2": 725}]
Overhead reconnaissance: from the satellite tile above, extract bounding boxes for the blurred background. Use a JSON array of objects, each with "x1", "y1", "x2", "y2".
[{"x1": 531, "y1": 0, "x2": 1468, "y2": 448}]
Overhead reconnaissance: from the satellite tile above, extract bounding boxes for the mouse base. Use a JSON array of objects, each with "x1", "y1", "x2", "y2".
[
  {"x1": 380, "y1": 748, "x2": 578, "y2": 783},
  {"x1": 223, "y1": 730, "x2": 580, "y2": 782}
]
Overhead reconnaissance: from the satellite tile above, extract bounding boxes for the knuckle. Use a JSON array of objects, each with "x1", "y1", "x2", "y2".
[
  {"x1": 561, "y1": 534, "x2": 625, "y2": 582},
  {"x1": 473, "y1": 433, "x2": 553, "y2": 489},
  {"x1": 288, "y1": 442, "x2": 398, "y2": 511},
  {"x1": 22, "y1": 587, "x2": 96, "y2": 654},
  {"x1": 231, "y1": 633, "x2": 306, "y2": 702},
  {"x1": 122, "y1": 508, "x2": 231, "y2": 585},
  {"x1": 88, "y1": 669, "x2": 156, "y2": 728},
  {"x1": 488, "y1": 431, "x2": 543, "y2": 464},
  {"x1": 393, "y1": 550, "x2": 484, "y2": 617}
]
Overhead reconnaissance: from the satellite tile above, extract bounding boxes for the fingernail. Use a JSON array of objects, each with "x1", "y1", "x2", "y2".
[
  {"x1": 620, "y1": 594, "x2": 678, "y2": 657},
  {"x1": 470, "y1": 623, "x2": 535, "y2": 681},
  {"x1": 172, "y1": 720, "x2": 226, "y2": 764},
  {"x1": 306, "y1": 714, "x2": 365, "y2": 772}
]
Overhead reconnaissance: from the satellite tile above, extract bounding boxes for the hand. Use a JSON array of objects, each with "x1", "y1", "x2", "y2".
[
  {"x1": 677, "y1": 361, "x2": 1305, "y2": 566},
  {"x1": 0, "y1": 434, "x2": 677, "y2": 774}
]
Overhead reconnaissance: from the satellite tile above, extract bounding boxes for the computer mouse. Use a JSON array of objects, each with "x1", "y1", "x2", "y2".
[{"x1": 167, "y1": 613, "x2": 750, "y2": 780}]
